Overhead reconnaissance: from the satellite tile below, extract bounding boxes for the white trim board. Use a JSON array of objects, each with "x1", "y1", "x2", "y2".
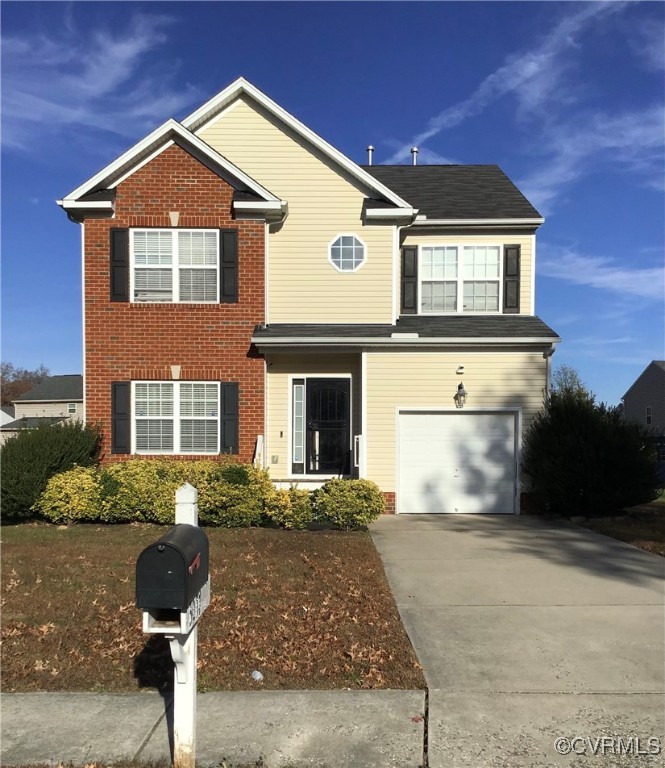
[{"x1": 59, "y1": 119, "x2": 278, "y2": 205}]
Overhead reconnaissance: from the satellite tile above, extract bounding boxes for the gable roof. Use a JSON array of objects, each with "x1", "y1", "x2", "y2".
[
  {"x1": 57, "y1": 118, "x2": 279, "y2": 217},
  {"x1": 362, "y1": 165, "x2": 542, "y2": 222},
  {"x1": 14, "y1": 375, "x2": 83, "y2": 403},
  {"x1": 182, "y1": 77, "x2": 414, "y2": 212},
  {"x1": 622, "y1": 360, "x2": 665, "y2": 399}
]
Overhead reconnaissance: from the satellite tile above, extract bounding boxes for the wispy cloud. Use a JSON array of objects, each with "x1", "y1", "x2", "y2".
[
  {"x1": 384, "y1": 2, "x2": 626, "y2": 164},
  {"x1": 519, "y1": 105, "x2": 665, "y2": 213},
  {"x1": 627, "y1": 15, "x2": 665, "y2": 72},
  {"x1": 1, "y1": 13, "x2": 201, "y2": 151},
  {"x1": 539, "y1": 245, "x2": 665, "y2": 301}
]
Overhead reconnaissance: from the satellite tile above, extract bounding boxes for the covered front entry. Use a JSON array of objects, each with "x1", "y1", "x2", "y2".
[{"x1": 397, "y1": 410, "x2": 518, "y2": 514}]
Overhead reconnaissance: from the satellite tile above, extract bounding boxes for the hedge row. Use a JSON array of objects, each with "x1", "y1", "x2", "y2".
[{"x1": 33, "y1": 460, "x2": 385, "y2": 530}]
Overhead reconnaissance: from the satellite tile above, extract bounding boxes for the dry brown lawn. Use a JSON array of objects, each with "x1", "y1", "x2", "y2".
[
  {"x1": 1, "y1": 523, "x2": 425, "y2": 693},
  {"x1": 580, "y1": 505, "x2": 665, "y2": 557}
]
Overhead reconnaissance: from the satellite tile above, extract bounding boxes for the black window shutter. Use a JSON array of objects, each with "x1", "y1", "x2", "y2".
[
  {"x1": 503, "y1": 245, "x2": 520, "y2": 314},
  {"x1": 220, "y1": 230, "x2": 238, "y2": 303},
  {"x1": 220, "y1": 382, "x2": 239, "y2": 454},
  {"x1": 111, "y1": 382, "x2": 131, "y2": 454},
  {"x1": 110, "y1": 229, "x2": 130, "y2": 302},
  {"x1": 401, "y1": 246, "x2": 418, "y2": 314}
]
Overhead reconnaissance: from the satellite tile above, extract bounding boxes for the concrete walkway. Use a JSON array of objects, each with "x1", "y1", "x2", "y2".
[
  {"x1": 1, "y1": 690, "x2": 426, "y2": 767},
  {"x1": 370, "y1": 514, "x2": 665, "y2": 768}
]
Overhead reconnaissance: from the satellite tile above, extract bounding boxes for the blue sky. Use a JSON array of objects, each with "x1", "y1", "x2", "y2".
[{"x1": 1, "y1": 1, "x2": 663, "y2": 405}]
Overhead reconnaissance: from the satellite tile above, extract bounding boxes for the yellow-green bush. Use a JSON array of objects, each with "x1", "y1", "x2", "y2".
[
  {"x1": 266, "y1": 487, "x2": 313, "y2": 529},
  {"x1": 313, "y1": 478, "x2": 385, "y2": 529},
  {"x1": 36, "y1": 462, "x2": 385, "y2": 530},
  {"x1": 36, "y1": 459, "x2": 276, "y2": 527},
  {"x1": 35, "y1": 466, "x2": 102, "y2": 524}
]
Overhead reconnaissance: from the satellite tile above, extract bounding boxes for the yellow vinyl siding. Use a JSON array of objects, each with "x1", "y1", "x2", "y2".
[
  {"x1": 402, "y1": 233, "x2": 533, "y2": 315},
  {"x1": 198, "y1": 97, "x2": 393, "y2": 323},
  {"x1": 364, "y1": 350, "x2": 546, "y2": 491},
  {"x1": 265, "y1": 353, "x2": 361, "y2": 479}
]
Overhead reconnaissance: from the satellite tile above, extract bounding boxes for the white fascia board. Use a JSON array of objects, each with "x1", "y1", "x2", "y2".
[
  {"x1": 183, "y1": 77, "x2": 412, "y2": 210},
  {"x1": 56, "y1": 200, "x2": 113, "y2": 209},
  {"x1": 252, "y1": 336, "x2": 561, "y2": 347},
  {"x1": 63, "y1": 119, "x2": 183, "y2": 200},
  {"x1": 365, "y1": 207, "x2": 416, "y2": 219},
  {"x1": 411, "y1": 217, "x2": 545, "y2": 227},
  {"x1": 62, "y1": 118, "x2": 278, "y2": 203},
  {"x1": 233, "y1": 201, "x2": 285, "y2": 212}
]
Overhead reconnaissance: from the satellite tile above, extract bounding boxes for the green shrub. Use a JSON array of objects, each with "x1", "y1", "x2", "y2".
[
  {"x1": 198, "y1": 464, "x2": 272, "y2": 527},
  {"x1": 1, "y1": 421, "x2": 101, "y2": 520},
  {"x1": 35, "y1": 459, "x2": 276, "y2": 527},
  {"x1": 37, "y1": 466, "x2": 102, "y2": 524},
  {"x1": 313, "y1": 478, "x2": 385, "y2": 529},
  {"x1": 266, "y1": 487, "x2": 313, "y2": 529},
  {"x1": 522, "y1": 389, "x2": 660, "y2": 517}
]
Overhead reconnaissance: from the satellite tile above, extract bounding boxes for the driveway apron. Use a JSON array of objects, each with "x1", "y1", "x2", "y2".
[{"x1": 371, "y1": 514, "x2": 665, "y2": 768}]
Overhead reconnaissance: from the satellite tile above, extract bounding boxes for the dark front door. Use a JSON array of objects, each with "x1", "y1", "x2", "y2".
[{"x1": 306, "y1": 379, "x2": 351, "y2": 475}]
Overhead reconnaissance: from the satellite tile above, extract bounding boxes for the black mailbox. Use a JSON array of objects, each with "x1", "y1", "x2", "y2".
[{"x1": 136, "y1": 524, "x2": 209, "y2": 611}]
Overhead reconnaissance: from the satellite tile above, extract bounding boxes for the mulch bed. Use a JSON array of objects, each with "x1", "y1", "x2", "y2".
[
  {"x1": 1, "y1": 523, "x2": 425, "y2": 693},
  {"x1": 579, "y1": 505, "x2": 665, "y2": 557}
]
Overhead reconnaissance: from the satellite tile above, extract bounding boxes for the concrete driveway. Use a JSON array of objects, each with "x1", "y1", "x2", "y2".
[{"x1": 371, "y1": 514, "x2": 665, "y2": 768}]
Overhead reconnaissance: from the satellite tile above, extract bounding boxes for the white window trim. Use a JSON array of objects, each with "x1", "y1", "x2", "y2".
[
  {"x1": 129, "y1": 228, "x2": 219, "y2": 304},
  {"x1": 131, "y1": 381, "x2": 221, "y2": 455},
  {"x1": 328, "y1": 233, "x2": 367, "y2": 273},
  {"x1": 417, "y1": 243, "x2": 504, "y2": 315},
  {"x1": 67, "y1": 403, "x2": 77, "y2": 414}
]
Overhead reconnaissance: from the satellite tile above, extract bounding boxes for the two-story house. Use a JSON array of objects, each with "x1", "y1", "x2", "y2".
[{"x1": 58, "y1": 78, "x2": 559, "y2": 514}]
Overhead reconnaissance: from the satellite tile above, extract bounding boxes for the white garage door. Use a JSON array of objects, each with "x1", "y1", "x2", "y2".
[{"x1": 397, "y1": 411, "x2": 518, "y2": 514}]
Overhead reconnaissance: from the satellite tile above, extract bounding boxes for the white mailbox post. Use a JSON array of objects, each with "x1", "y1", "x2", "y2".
[{"x1": 136, "y1": 483, "x2": 209, "y2": 768}]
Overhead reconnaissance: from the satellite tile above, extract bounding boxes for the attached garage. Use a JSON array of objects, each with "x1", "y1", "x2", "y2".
[{"x1": 397, "y1": 410, "x2": 519, "y2": 514}]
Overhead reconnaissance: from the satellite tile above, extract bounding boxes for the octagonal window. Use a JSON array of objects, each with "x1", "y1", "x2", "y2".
[{"x1": 329, "y1": 234, "x2": 366, "y2": 272}]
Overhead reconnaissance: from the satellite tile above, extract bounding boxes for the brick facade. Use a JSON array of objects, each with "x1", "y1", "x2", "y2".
[
  {"x1": 83, "y1": 143, "x2": 265, "y2": 462},
  {"x1": 383, "y1": 492, "x2": 396, "y2": 515}
]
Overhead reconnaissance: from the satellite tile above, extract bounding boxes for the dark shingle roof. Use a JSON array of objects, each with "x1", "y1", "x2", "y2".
[
  {"x1": 362, "y1": 165, "x2": 541, "y2": 220},
  {"x1": 0, "y1": 416, "x2": 67, "y2": 431},
  {"x1": 254, "y1": 316, "x2": 558, "y2": 341},
  {"x1": 14, "y1": 375, "x2": 83, "y2": 402}
]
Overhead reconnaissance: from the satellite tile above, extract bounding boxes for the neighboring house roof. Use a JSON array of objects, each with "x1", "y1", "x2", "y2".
[
  {"x1": 0, "y1": 416, "x2": 68, "y2": 431},
  {"x1": 14, "y1": 375, "x2": 83, "y2": 403},
  {"x1": 253, "y1": 316, "x2": 559, "y2": 346},
  {"x1": 622, "y1": 360, "x2": 665, "y2": 399},
  {"x1": 362, "y1": 165, "x2": 542, "y2": 221},
  {"x1": 57, "y1": 118, "x2": 282, "y2": 219}
]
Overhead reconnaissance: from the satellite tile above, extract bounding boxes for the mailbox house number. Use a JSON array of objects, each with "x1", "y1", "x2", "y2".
[{"x1": 184, "y1": 578, "x2": 210, "y2": 634}]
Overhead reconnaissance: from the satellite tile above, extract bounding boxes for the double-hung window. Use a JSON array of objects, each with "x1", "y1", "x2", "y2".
[
  {"x1": 131, "y1": 229, "x2": 218, "y2": 303},
  {"x1": 419, "y1": 245, "x2": 501, "y2": 313},
  {"x1": 133, "y1": 381, "x2": 220, "y2": 454}
]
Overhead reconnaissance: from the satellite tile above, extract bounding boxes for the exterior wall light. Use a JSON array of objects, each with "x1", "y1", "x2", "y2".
[{"x1": 454, "y1": 382, "x2": 468, "y2": 408}]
